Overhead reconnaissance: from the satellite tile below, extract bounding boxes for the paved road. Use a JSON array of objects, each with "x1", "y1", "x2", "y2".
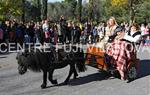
[{"x1": 0, "y1": 46, "x2": 150, "y2": 95}]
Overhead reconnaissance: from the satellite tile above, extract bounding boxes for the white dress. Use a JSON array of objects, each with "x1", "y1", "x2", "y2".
[{"x1": 124, "y1": 31, "x2": 141, "y2": 43}]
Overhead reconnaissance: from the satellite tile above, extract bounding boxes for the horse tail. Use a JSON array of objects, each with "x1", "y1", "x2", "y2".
[{"x1": 75, "y1": 50, "x2": 87, "y2": 72}]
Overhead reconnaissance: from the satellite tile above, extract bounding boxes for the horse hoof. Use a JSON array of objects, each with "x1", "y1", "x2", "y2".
[
  {"x1": 52, "y1": 80, "x2": 58, "y2": 85},
  {"x1": 41, "y1": 84, "x2": 46, "y2": 89},
  {"x1": 74, "y1": 76, "x2": 78, "y2": 79}
]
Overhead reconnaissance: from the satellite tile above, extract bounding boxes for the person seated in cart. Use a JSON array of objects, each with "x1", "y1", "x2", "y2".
[
  {"x1": 124, "y1": 23, "x2": 141, "y2": 44},
  {"x1": 105, "y1": 26, "x2": 137, "y2": 80}
]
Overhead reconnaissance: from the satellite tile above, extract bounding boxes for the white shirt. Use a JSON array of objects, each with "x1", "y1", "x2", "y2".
[{"x1": 42, "y1": 23, "x2": 49, "y2": 32}]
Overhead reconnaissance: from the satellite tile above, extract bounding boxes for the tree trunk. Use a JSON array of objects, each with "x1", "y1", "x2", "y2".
[
  {"x1": 21, "y1": 0, "x2": 25, "y2": 23},
  {"x1": 88, "y1": 0, "x2": 94, "y2": 21},
  {"x1": 129, "y1": 0, "x2": 135, "y2": 25},
  {"x1": 42, "y1": 0, "x2": 48, "y2": 20},
  {"x1": 37, "y1": 0, "x2": 41, "y2": 21},
  {"x1": 78, "y1": 0, "x2": 82, "y2": 22}
]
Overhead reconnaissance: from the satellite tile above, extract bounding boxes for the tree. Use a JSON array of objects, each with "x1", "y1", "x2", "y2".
[
  {"x1": 48, "y1": 2, "x2": 64, "y2": 21},
  {"x1": 35, "y1": 0, "x2": 42, "y2": 21},
  {"x1": 111, "y1": 0, "x2": 143, "y2": 24},
  {"x1": 111, "y1": 0, "x2": 128, "y2": 7},
  {"x1": 88, "y1": 0, "x2": 100, "y2": 21},
  {"x1": 64, "y1": 0, "x2": 77, "y2": 19},
  {"x1": 128, "y1": 0, "x2": 143, "y2": 25},
  {"x1": 0, "y1": 0, "x2": 23, "y2": 20},
  {"x1": 136, "y1": 0, "x2": 150, "y2": 23}
]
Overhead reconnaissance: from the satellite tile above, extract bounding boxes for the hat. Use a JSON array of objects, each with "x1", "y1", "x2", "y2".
[{"x1": 115, "y1": 26, "x2": 124, "y2": 33}]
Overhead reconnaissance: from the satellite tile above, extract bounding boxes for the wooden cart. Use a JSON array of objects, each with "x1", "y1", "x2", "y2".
[{"x1": 85, "y1": 45, "x2": 140, "y2": 81}]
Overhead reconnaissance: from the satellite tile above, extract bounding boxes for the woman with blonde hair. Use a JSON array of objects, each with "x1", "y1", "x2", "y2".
[{"x1": 104, "y1": 16, "x2": 118, "y2": 42}]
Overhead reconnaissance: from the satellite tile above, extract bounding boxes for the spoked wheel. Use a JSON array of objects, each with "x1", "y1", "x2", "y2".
[{"x1": 126, "y1": 64, "x2": 137, "y2": 81}]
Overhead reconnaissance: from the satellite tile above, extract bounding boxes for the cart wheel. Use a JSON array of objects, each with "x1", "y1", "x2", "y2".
[{"x1": 127, "y1": 64, "x2": 137, "y2": 81}]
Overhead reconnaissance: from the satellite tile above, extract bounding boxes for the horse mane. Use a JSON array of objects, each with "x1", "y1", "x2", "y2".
[
  {"x1": 20, "y1": 48, "x2": 43, "y2": 72},
  {"x1": 26, "y1": 51, "x2": 41, "y2": 72}
]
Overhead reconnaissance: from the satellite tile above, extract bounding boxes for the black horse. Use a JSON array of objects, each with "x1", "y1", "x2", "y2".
[{"x1": 16, "y1": 46, "x2": 86, "y2": 89}]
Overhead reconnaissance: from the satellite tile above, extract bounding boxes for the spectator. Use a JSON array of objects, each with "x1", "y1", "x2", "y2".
[
  {"x1": 0, "y1": 26, "x2": 4, "y2": 43},
  {"x1": 97, "y1": 23, "x2": 105, "y2": 41},
  {"x1": 34, "y1": 22, "x2": 42, "y2": 43},
  {"x1": 5, "y1": 20, "x2": 11, "y2": 43},
  {"x1": 53, "y1": 24, "x2": 58, "y2": 45},
  {"x1": 147, "y1": 22, "x2": 150, "y2": 39},
  {"x1": 57, "y1": 23, "x2": 62, "y2": 43},
  {"x1": 92, "y1": 26, "x2": 98, "y2": 43},
  {"x1": 141, "y1": 24, "x2": 146, "y2": 36},
  {"x1": 60, "y1": 16, "x2": 67, "y2": 44},
  {"x1": 24, "y1": 24, "x2": 31, "y2": 43},
  {"x1": 16, "y1": 22, "x2": 25, "y2": 46},
  {"x1": 42, "y1": 20, "x2": 50, "y2": 43}
]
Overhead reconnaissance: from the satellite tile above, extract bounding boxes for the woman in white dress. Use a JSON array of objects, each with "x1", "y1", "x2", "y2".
[{"x1": 124, "y1": 23, "x2": 141, "y2": 43}]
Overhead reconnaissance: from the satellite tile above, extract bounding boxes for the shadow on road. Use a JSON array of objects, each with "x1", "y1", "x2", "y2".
[
  {"x1": 64, "y1": 59, "x2": 150, "y2": 85},
  {"x1": 57, "y1": 71, "x2": 113, "y2": 86},
  {"x1": 68, "y1": 72, "x2": 112, "y2": 86},
  {"x1": 46, "y1": 72, "x2": 111, "y2": 88},
  {"x1": 0, "y1": 52, "x2": 11, "y2": 55},
  {"x1": 0, "y1": 56, "x2": 7, "y2": 58},
  {"x1": 137, "y1": 60, "x2": 150, "y2": 79},
  {"x1": 47, "y1": 60, "x2": 150, "y2": 88}
]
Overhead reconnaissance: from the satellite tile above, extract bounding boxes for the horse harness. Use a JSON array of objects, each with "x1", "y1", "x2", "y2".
[{"x1": 51, "y1": 49, "x2": 75, "y2": 64}]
